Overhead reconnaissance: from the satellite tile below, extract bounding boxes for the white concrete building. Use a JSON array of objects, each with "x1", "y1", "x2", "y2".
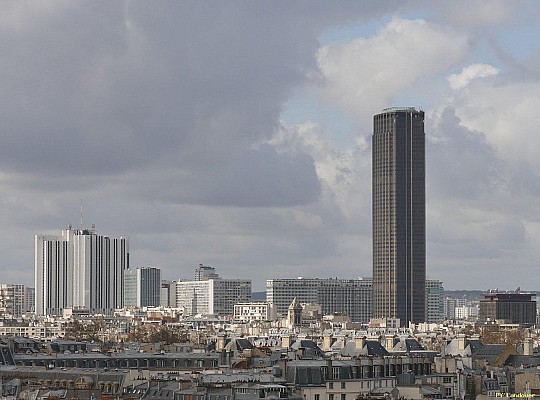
[
  {"x1": 234, "y1": 302, "x2": 276, "y2": 322},
  {"x1": 35, "y1": 227, "x2": 129, "y2": 316},
  {"x1": 266, "y1": 278, "x2": 373, "y2": 323},
  {"x1": 444, "y1": 297, "x2": 468, "y2": 320},
  {"x1": 176, "y1": 278, "x2": 251, "y2": 317},
  {"x1": 454, "y1": 305, "x2": 479, "y2": 320},
  {"x1": 0, "y1": 284, "x2": 35, "y2": 318},
  {"x1": 124, "y1": 267, "x2": 162, "y2": 307}
]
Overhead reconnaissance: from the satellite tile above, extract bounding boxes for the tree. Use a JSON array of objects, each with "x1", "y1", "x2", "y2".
[{"x1": 64, "y1": 319, "x2": 104, "y2": 342}]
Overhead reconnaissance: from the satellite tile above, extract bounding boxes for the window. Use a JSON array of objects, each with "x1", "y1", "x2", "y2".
[
  {"x1": 443, "y1": 376, "x2": 452, "y2": 384},
  {"x1": 315, "y1": 395, "x2": 320, "y2": 400},
  {"x1": 341, "y1": 395, "x2": 346, "y2": 400},
  {"x1": 341, "y1": 382, "x2": 346, "y2": 389},
  {"x1": 329, "y1": 395, "x2": 334, "y2": 400},
  {"x1": 329, "y1": 382, "x2": 334, "y2": 389}
]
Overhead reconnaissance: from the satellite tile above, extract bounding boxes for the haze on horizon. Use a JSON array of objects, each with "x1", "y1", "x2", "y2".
[{"x1": 1, "y1": 1, "x2": 539, "y2": 291}]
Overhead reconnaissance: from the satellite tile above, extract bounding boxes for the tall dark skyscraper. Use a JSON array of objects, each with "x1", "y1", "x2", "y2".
[{"x1": 372, "y1": 107, "x2": 425, "y2": 325}]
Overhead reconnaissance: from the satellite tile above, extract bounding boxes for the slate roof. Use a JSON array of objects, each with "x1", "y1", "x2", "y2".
[
  {"x1": 475, "y1": 344, "x2": 509, "y2": 365},
  {"x1": 290, "y1": 340, "x2": 324, "y2": 357},
  {"x1": 0, "y1": 344, "x2": 15, "y2": 365},
  {"x1": 391, "y1": 338, "x2": 424, "y2": 352},
  {"x1": 340, "y1": 340, "x2": 389, "y2": 357},
  {"x1": 503, "y1": 355, "x2": 540, "y2": 368},
  {"x1": 443, "y1": 338, "x2": 483, "y2": 356},
  {"x1": 224, "y1": 338, "x2": 255, "y2": 352}
]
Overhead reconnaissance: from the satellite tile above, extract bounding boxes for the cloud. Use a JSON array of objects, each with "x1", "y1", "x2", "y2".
[
  {"x1": 0, "y1": 1, "x2": 406, "y2": 286},
  {"x1": 429, "y1": 0, "x2": 518, "y2": 29},
  {"x1": 447, "y1": 70, "x2": 540, "y2": 172},
  {"x1": 448, "y1": 64, "x2": 499, "y2": 90},
  {"x1": 317, "y1": 18, "x2": 469, "y2": 124},
  {"x1": 425, "y1": 105, "x2": 540, "y2": 289}
]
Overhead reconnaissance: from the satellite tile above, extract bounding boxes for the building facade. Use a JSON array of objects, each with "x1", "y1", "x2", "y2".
[
  {"x1": 426, "y1": 280, "x2": 444, "y2": 323},
  {"x1": 372, "y1": 107, "x2": 426, "y2": 324},
  {"x1": 266, "y1": 278, "x2": 373, "y2": 323},
  {"x1": 124, "y1": 267, "x2": 162, "y2": 308},
  {"x1": 444, "y1": 297, "x2": 468, "y2": 320},
  {"x1": 160, "y1": 280, "x2": 178, "y2": 307},
  {"x1": 35, "y1": 227, "x2": 129, "y2": 316},
  {"x1": 0, "y1": 284, "x2": 35, "y2": 318},
  {"x1": 176, "y1": 279, "x2": 251, "y2": 317},
  {"x1": 195, "y1": 264, "x2": 219, "y2": 281},
  {"x1": 233, "y1": 302, "x2": 276, "y2": 322},
  {"x1": 478, "y1": 291, "x2": 536, "y2": 326}
]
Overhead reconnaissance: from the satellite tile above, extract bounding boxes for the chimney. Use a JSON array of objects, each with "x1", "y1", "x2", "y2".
[
  {"x1": 523, "y1": 338, "x2": 534, "y2": 356},
  {"x1": 326, "y1": 359, "x2": 332, "y2": 380},
  {"x1": 457, "y1": 334, "x2": 466, "y2": 351},
  {"x1": 385, "y1": 335, "x2": 395, "y2": 351},
  {"x1": 355, "y1": 336, "x2": 366, "y2": 351},
  {"x1": 282, "y1": 335, "x2": 291, "y2": 349},
  {"x1": 323, "y1": 333, "x2": 333, "y2": 351},
  {"x1": 216, "y1": 333, "x2": 227, "y2": 351}
]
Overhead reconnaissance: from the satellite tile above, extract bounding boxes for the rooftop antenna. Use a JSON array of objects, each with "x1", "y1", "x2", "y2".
[{"x1": 80, "y1": 199, "x2": 83, "y2": 230}]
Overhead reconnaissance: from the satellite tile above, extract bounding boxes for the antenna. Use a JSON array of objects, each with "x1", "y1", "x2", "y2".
[{"x1": 80, "y1": 199, "x2": 83, "y2": 230}]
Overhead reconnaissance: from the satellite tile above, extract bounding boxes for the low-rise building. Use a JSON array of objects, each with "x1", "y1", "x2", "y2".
[{"x1": 234, "y1": 302, "x2": 276, "y2": 322}]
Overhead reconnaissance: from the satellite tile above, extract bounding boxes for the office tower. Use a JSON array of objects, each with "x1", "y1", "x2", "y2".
[
  {"x1": 176, "y1": 265, "x2": 251, "y2": 317},
  {"x1": 266, "y1": 277, "x2": 373, "y2": 323},
  {"x1": 425, "y1": 280, "x2": 444, "y2": 323},
  {"x1": 478, "y1": 291, "x2": 536, "y2": 326},
  {"x1": 124, "y1": 267, "x2": 162, "y2": 307},
  {"x1": 35, "y1": 227, "x2": 129, "y2": 316},
  {"x1": 444, "y1": 297, "x2": 468, "y2": 320},
  {"x1": 176, "y1": 279, "x2": 251, "y2": 317},
  {"x1": 0, "y1": 284, "x2": 14, "y2": 317},
  {"x1": 160, "y1": 280, "x2": 178, "y2": 307},
  {"x1": 372, "y1": 107, "x2": 426, "y2": 324},
  {"x1": 195, "y1": 264, "x2": 219, "y2": 281}
]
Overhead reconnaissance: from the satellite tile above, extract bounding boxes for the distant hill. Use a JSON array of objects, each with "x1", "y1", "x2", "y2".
[
  {"x1": 443, "y1": 290, "x2": 484, "y2": 301},
  {"x1": 444, "y1": 290, "x2": 540, "y2": 301},
  {"x1": 252, "y1": 291, "x2": 265, "y2": 301},
  {"x1": 252, "y1": 290, "x2": 538, "y2": 302}
]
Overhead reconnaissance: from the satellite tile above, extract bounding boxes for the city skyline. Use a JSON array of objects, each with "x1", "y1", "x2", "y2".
[{"x1": 1, "y1": 2, "x2": 540, "y2": 291}]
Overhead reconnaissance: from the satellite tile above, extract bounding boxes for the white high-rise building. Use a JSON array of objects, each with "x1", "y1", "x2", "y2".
[
  {"x1": 35, "y1": 227, "x2": 129, "y2": 316},
  {"x1": 176, "y1": 279, "x2": 251, "y2": 317},
  {"x1": 124, "y1": 267, "x2": 161, "y2": 307},
  {"x1": 176, "y1": 266, "x2": 251, "y2": 317},
  {"x1": 0, "y1": 284, "x2": 35, "y2": 318}
]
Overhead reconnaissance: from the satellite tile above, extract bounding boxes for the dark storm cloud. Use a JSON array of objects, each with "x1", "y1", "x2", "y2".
[
  {"x1": 0, "y1": 1, "x2": 406, "y2": 284},
  {"x1": 427, "y1": 107, "x2": 503, "y2": 199},
  {"x1": 0, "y1": 1, "x2": 398, "y2": 202}
]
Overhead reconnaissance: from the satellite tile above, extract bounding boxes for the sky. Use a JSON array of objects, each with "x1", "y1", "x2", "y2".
[{"x1": 1, "y1": 1, "x2": 540, "y2": 292}]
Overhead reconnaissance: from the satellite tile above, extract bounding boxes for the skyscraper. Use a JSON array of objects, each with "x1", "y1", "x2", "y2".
[
  {"x1": 124, "y1": 267, "x2": 162, "y2": 307},
  {"x1": 35, "y1": 227, "x2": 129, "y2": 315},
  {"x1": 372, "y1": 107, "x2": 425, "y2": 324}
]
